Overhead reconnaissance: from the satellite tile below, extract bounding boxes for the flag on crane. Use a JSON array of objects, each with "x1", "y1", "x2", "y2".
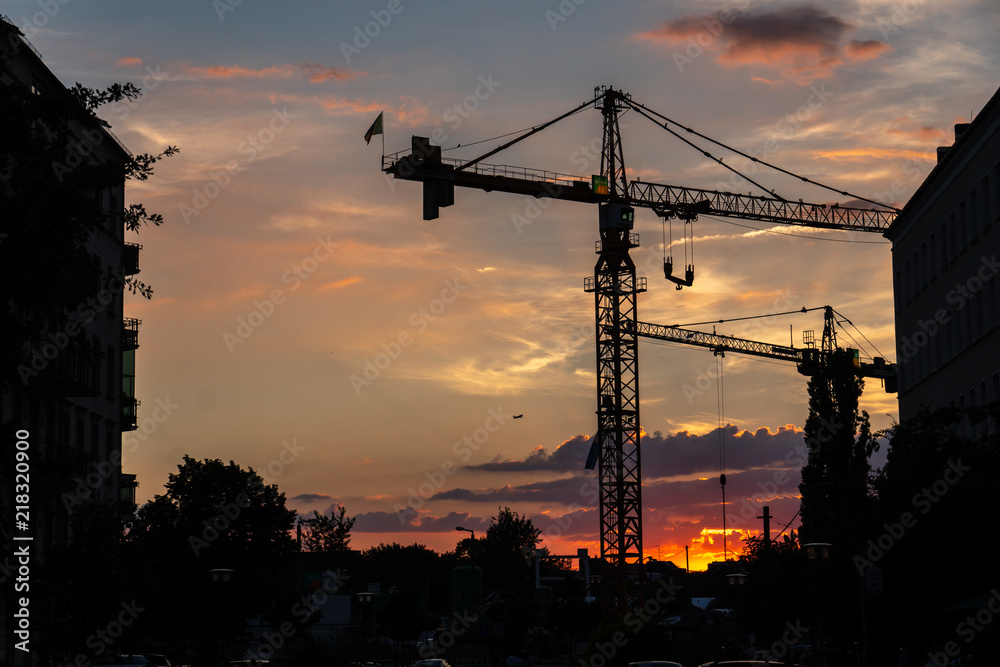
[{"x1": 364, "y1": 111, "x2": 383, "y2": 145}]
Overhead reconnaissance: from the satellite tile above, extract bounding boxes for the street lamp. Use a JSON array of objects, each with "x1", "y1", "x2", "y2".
[
  {"x1": 726, "y1": 573, "x2": 747, "y2": 586},
  {"x1": 209, "y1": 568, "x2": 234, "y2": 664},
  {"x1": 455, "y1": 526, "x2": 475, "y2": 540},
  {"x1": 803, "y1": 542, "x2": 831, "y2": 560}
]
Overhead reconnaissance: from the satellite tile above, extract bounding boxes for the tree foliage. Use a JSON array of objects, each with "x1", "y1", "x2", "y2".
[
  {"x1": 798, "y1": 349, "x2": 878, "y2": 550},
  {"x1": 125, "y1": 456, "x2": 298, "y2": 659},
  {"x1": 299, "y1": 505, "x2": 356, "y2": 553},
  {"x1": 0, "y1": 50, "x2": 177, "y2": 375}
]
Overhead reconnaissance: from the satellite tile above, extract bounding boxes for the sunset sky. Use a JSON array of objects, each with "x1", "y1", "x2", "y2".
[{"x1": 12, "y1": 0, "x2": 999, "y2": 570}]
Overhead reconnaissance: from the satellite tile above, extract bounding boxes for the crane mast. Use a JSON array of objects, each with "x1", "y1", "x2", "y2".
[
  {"x1": 382, "y1": 86, "x2": 895, "y2": 614},
  {"x1": 589, "y1": 88, "x2": 644, "y2": 611}
]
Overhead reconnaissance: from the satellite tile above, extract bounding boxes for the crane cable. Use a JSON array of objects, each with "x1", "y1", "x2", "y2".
[
  {"x1": 717, "y1": 351, "x2": 728, "y2": 561},
  {"x1": 674, "y1": 305, "x2": 827, "y2": 328},
  {"x1": 833, "y1": 308, "x2": 887, "y2": 359},
  {"x1": 628, "y1": 104, "x2": 785, "y2": 203},
  {"x1": 455, "y1": 93, "x2": 598, "y2": 173},
  {"x1": 628, "y1": 99, "x2": 901, "y2": 213}
]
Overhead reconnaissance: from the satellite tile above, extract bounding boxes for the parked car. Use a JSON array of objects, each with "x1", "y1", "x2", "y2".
[{"x1": 697, "y1": 661, "x2": 805, "y2": 666}]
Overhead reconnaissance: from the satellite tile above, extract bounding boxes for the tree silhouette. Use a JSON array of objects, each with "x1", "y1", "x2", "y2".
[
  {"x1": 125, "y1": 455, "x2": 298, "y2": 662},
  {"x1": 299, "y1": 505, "x2": 356, "y2": 553},
  {"x1": 798, "y1": 348, "x2": 877, "y2": 551}
]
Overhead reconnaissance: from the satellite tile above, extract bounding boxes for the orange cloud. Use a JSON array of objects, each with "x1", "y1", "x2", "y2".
[
  {"x1": 637, "y1": 6, "x2": 889, "y2": 84},
  {"x1": 180, "y1": 63, "x2": 364, "y2": 83},
  {"x1": 844, "y1": 39, "x2": 892, "y2": 61},
  {"x1": 115, "y1": 57, "x2": 143, "y2": 67},
  {"x1": 319, "y1": 97, "x2": 384, "y2": 115},
  {"x1": 318, "y1": 276, "x2": 362, "y2": 292},
  {"x1": 886, "y1": 116, "x2": 948, "y2": 143},
  {"x1": 811, "y1": 147, "x2": 935, "y2": 162}
]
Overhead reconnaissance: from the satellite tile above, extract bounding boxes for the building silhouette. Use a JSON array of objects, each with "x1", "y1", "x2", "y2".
[
  {"x1": 886, "y1": 85, "x2": 1000, "y2": 423},
  {"x1": 1, "y1": 16, "x2": 141, "y2": 660}
]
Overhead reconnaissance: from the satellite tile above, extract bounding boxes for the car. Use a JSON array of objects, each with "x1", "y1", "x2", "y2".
[{"x1": 697, "y1": 661, "x2": 805, "y2": 666}]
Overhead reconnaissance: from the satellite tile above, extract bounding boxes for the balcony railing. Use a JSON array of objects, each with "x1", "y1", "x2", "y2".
[
  {"x1": 122, "y1": 397, "x2": 140, "y2": 431},
  {"x1": 123, "y1": 318, "x2": 140, "y2": 350},
  {"x1": 123, "y1": 243, "x2": 141, "y2": 276}
]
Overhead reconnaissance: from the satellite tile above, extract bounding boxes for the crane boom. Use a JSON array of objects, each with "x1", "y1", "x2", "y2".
[
  {"x1": 631, "y1": 319, "x2": 897, "y2": 390},
  {"x1": 382, "y1": 141, "x2": 895, "y2": 230}
]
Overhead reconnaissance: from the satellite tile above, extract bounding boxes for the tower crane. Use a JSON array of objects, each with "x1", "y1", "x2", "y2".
[
  {"x1": 382, "y1": 86, "x2": 896, "y2": 612},
  {"x1": 633, "y1": 306, "x2": 898, "y2": 392}
]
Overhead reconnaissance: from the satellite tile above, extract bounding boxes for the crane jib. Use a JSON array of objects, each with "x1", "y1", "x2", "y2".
[{"x1": 384, "y1": 136, "x2": 895, "y2": 231}]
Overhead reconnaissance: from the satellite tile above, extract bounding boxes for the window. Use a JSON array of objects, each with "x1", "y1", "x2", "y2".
[
  {"x1": 972, "y1": 290, "x2": 982, "y2": 340},
  {"x1": 919, "y1": 241, "x2": 927, "y2": 291},
  {"x1": 948, "y1": 212, "x2": 957, "y2": 262},
  {"x1": 959, "y1": 201, "x2": 968, "y2": 250},
  {"x1": 929, "y1": 232, "x2": 937, "y2": 277},
  {"x1": 904, "y1": 257, "x2": 913, "y2": 302},
  {"x1": 106, "y1": 343, "x2": 116, "y2": 399},
  {"x1": 969, "y1": 189, "x2": 978, "y2": 241},
  {"x1": 982, "y1": 174, "x2": 991, "y2": 231},
  {"x1": 939, "y1": 220, "x2": 948, "y2": 268}
]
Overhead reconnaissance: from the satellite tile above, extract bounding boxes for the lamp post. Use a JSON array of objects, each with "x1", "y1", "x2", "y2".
[
  {"x1": 727, "y1": 572, "x2": 747, "y2": 656},
  {"x1": 209, "y1": 569, "x2": 234, "y2": 666},
  {"x1": 802, "y1": 543, "x2": 831, "y2": 667},
  {"x1": 455, "y1": 526, "x2": 475, "y2": 540}
]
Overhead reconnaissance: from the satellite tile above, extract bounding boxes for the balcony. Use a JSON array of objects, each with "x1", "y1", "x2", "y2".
[
  {"x1": 123, "y1": 318, "x2": 140, "y2": 350},
  {"x1": 120, "y1": 473, "x2": 138, "y2": 508},
  {"x1": 122, "y1": 243, "x2": 142, "y2": 276},
  {"x1": 122, "y1": 396, "x2": 140, "y2": 431}
]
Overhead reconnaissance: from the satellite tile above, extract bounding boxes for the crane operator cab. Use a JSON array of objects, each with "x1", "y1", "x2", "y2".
[{"x1": 598, "y1": 202, "x2": 634, "y2": 232}]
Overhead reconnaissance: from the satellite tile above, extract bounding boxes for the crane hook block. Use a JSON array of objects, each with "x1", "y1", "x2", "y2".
[{"x1": 664, "y1": 263, "x2": 695, "y2": 289}]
